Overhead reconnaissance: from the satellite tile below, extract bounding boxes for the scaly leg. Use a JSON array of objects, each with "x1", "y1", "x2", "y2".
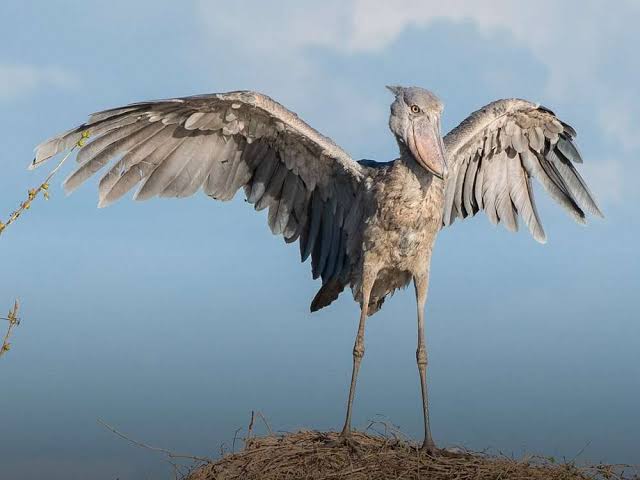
[
  {"x1": 340, "y1": 270, "x2": 376, "y2": 438},
  {"x1": 414, "y1": 271, "x2": 436, "y2": 452}
]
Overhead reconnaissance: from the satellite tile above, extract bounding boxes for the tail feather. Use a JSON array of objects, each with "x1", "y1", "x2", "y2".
[
  {"x1": 310, "y1": 279, "x2": 345, "y2": 312},
  {"x1": 366, "y1": 297, "x2": 386, "y2": 316},
  {"x1": 311, "y1": 279, "x2": 386, "y2": 317}
]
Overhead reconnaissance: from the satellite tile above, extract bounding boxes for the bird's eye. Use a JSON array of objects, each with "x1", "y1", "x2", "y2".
[{"x1": 410, "y1": 105, "x2": 421, "y2": 114}]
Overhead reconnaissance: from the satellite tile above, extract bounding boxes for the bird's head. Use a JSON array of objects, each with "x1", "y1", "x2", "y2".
[{"x1": 387, "y1": 85, "x2": 447, "y2": 179}]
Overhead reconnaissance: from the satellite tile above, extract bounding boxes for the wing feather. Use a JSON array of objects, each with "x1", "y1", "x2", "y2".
[
  {"x1": 323, "y1": 203, "x2": 344, "y2": 281},
  {"x1": 302, "y1": 190, "x2": 323, "y2": 262},
  {"x1": 443, "y1": 98, "x2": 602, "y2": 242},
  {"x1": 32, "y1": 90, "x2": 368, "y2": 308},
  {"x1": 261, "y1": 161, "x2": 288, "y2": 217},
  {"x1": 135, "y1": 135, "x2": 206, "y2": 202},
  {"x1": 65, "y1": 122, "x2": 165, "y2": 193},
  {"x1": 314, "y1": 196, "x2": 335, "y2": 280},
  {"x1": 247, "y1": 147, "x2": 278, "y2": 205},
  {"x1": 162, "y1": 136, "x2": 220, "y2": 198},
  {"x1": 462, "y1": 153, "x2": 480, "y2": 215},
  {"x1": 97, "y1": 124, "x2": 182, "y2": 202},
  {"x1": 509, "y1": 153, "x2": 545, "y2": 242},
  {"x1": 204, "y1": 137, "x2": 244, "y2": 201},
  {"x1": 272, "y1": 172, "x2": 298, "y2": 236}
]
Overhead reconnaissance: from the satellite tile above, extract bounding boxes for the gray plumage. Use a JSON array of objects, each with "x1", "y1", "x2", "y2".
[
  {"x1": 33, "y1": 87, "x2": 602, "y2": 451},
  {"x1": 443, "y1": 98, "x2": 603, "y2": 244}
]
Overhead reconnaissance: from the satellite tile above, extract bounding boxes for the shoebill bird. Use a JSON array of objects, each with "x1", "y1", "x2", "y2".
[{"x1": 32, "y1": 86, "x2": 602, "y2": 450}]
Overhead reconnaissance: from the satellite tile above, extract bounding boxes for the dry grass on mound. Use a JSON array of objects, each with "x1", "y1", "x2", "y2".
[{"x1": 186, "y1": 430, "x2": 636, "y2": 480}]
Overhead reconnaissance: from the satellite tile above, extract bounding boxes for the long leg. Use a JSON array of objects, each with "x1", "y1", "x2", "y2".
[
  {"x1": 414, "y1": 271, "x2": 436, "y2": 451},
  {"x1": 340, "y1": 270, "x2": 376, "y2": 438}
]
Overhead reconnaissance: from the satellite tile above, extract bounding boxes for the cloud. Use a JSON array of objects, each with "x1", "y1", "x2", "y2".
[
  {"x1": 197, "y1": 1, "x2": 627, "y2": 92},
  {"x1": 195, "y1": 0, "x2": 637, "y2": 203},
  {"x1": 349, "y1": 2, "x2": 603, "y2": 103},
  {"x1": 197, "y1": 0, "x2": 350, "y2": 56},
  {"x1": 0, "y1": 64, "x2": 79, "y2": 101},
  {"x1": 196, "y1": 0, "x2": 639, "y2": 126}
]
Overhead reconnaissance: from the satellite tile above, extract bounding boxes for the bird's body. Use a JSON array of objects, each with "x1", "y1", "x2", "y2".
[
  {"x1": 33, "y1": 86, "x2": 602, "y2": 451},
  {"x1": 334, "y1": 156, "x2": 443, "y2": 314}
]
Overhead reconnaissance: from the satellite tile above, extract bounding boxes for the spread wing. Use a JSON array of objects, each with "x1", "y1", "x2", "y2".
[
  {"x1": 442, "y1": 99, "x2": 603, "y2": 243},
  {"x1": 33, "y1": 90, "x2": 366, "y2": 284}
]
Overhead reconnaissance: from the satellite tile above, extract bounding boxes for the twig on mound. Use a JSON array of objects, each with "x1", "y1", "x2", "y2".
[
  {"x1": 256, "y1": 411, "x2": 273, "y2": 435},
  {"x1": 247, "y1": 411, "x2": 256, "y2": 440},
  {"x1": 97, "y1": 418, "x2": 213, "y2": 464},
  {"x1": 1, "y1": 300, "x2": 20, "y2": 359},
  {"x1": 365, "y1": 417, "x2": 412, "y2": 445},
  {"x1": 231, "y1": 428, "x2": 243, "y2": 453}
]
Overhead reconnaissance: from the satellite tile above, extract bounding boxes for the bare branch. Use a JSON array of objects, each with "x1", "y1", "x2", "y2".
[
  {"x1": 1, "y1": 300, "x2": 20, "y2": 359},
  {"x1": 247, "y1": 410, "x2": 255, "y2": 440},
  {"x1": 0, "y1": 131, "x2": 89, "y2": 237},
  {"x1": 97, "y1": 418, "x2": 212, "y2": 464},
  {"x1": 256, "y1": 411, "x2": 273, "y2": 435}
]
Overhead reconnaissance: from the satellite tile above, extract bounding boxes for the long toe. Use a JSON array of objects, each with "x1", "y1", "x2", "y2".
[
  {"x1": 325, "y1": 431, "x2": 362, "y2": 455},
  {"x1": 342, "y1": 435, "x2": 362, "y2": 455},
  {"x1": 420, "y1": 439, "x2": 437, "y2": 455}
]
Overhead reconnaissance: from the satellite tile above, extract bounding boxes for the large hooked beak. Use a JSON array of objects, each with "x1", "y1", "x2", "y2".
[{"x1": 407, "y1": 116, "x2": 447, "y2": 179}]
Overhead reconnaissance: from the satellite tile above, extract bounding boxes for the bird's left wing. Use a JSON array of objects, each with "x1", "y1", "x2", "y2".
[
  {"x1": 33, "y1": 91, "x2": 367, "y2": 284},
  {"x1": 442, "y1": 99, "x2": 602, "y2": 243}
]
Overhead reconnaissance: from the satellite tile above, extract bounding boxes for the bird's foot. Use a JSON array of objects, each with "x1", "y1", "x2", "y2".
[
  {"x1": 324, "y1": 430, "x2": 362, "y2": 454},
  {"x1": 420, "y1": 438, "x2": 438, "y2": 455}
]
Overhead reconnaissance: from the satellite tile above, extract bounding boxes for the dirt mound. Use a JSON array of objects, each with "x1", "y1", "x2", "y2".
[{"x1": 186, "y1": 430, "x2": 634, "y2": 480}]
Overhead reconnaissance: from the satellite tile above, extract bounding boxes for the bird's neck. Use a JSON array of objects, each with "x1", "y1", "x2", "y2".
[{"x1": 397, "y1": 142, "x2": 441, "y2": 189}]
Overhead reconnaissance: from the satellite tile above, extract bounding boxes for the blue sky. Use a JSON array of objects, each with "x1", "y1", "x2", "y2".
[{"x1": 1, "y1": 1, "x2": 638, "y2": 478}]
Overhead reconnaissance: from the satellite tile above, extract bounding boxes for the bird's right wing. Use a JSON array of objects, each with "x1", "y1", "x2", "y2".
[
  {"x1": 33, "y1": 90, "x2": 367, "y2": 285},
  {"x1": 442, "y1": 99, "x2": 603, "y2": 243}
]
